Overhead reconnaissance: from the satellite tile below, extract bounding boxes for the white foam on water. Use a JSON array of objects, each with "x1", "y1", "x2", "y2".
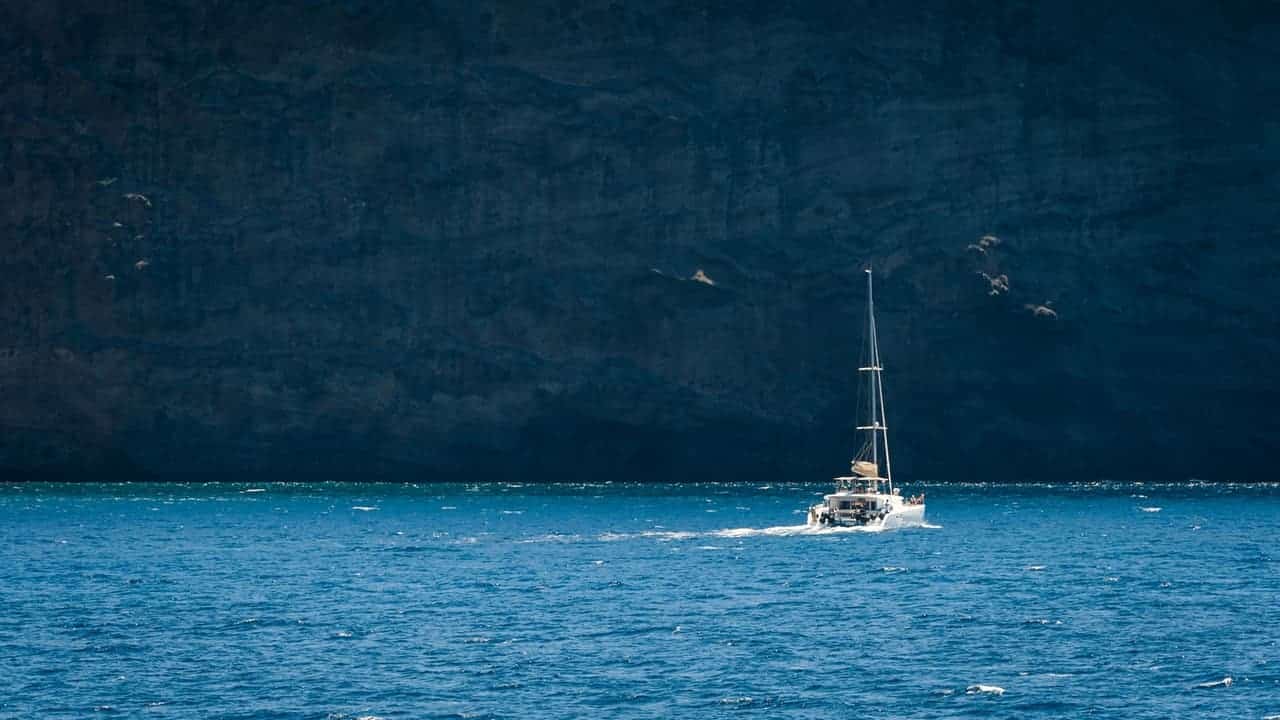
[
  {"x1": 593, "y1": 519, "x2": 939, "y2": 542},
  {"x1": 516, "y1": 533, "x2": 583, "y2": 544},
  {"x1": 1194, "y1": 676, "x2": 1232, "y2": 689},
  {"x1": 1026, "y1": 565, "x2": 1047, "y2": 571},
  {"x1": 242, "y1": 488, "x2": 266, "y2": 494},
  {"x1": 599, "y1": 530, "x2": 701, "y2": 542},
  {"x1": 351, "y1": 506, "x2": 378, "y2": 512},
  {"x1": 715, "y1": 524, "x2": 833, "y2": 538},
  {"x1": 1140, "y1": 506, "x2": 1163, "y2": 513},
  {"x1": 713, "y1": 523, "x2": 890, "y2": 538},
  {"x1": 966, "y1": 684, "x2": 1005, "y2": 696}
]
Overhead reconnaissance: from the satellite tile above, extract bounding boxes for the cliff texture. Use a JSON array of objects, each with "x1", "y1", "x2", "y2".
[{"x1": 2, "y1": 0, "x2": 1278, "y2": 481}]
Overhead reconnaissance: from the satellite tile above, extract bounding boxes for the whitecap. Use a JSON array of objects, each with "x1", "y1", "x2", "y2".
[
  {"x1": 441, "y1": 506, "x2": 458, "y2": 510},
  {"x1": 966, "y1": 684, "x2": 1005, "y2": 695},
  {"x1": 333, "y1": 630, "x2": 353, "y2": 638},
  {"x1": 638, "y1": 530, "x2": 699, "y2": 541},
  {"x1": 351, "y1": 506, "x2": 378, "y2": 512},
  {"x1": 1026, "y1": 565, "x2": 1046, "y2": 571},
  {"x1": 1140, "y1": 506, "x2": 1162, "y2": 513},
  {"x1": 517, "y1": 533, "x2": 582, "y2": 544},
  {"x1": 242, "y1": 488, "x2": 266, "y2": 494},
  {"x1": 1194, "y1": 676, "x2": 1232, "y2": 689}
]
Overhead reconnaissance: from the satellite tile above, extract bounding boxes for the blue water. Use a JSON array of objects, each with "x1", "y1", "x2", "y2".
[{"x1": 1, "y1": 482, "x2": 1277, "y2": 719}]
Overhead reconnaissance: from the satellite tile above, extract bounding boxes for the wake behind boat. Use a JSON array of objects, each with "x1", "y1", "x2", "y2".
[{"x1": 807, "y1": 268, "x2": 925, "y2": 529}]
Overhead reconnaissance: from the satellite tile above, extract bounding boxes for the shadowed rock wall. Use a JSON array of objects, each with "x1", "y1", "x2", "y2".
[{"x1": 2, "y1": 0, "x2": 1278, "y2": 481}]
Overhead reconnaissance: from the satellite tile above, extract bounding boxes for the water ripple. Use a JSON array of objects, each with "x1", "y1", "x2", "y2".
[{"x1": 0, "y1": 481, "x2": 1277, "y2": 719}]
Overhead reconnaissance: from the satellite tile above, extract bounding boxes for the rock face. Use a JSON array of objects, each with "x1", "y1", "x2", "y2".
[{"x1": 1, "y1": 0, "x2": 1278, "y2": 482}]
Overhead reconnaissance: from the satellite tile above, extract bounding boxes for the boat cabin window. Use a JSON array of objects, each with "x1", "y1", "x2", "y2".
[{"x1": 838, "y1": 500, "x2": 852, "y2": 510}]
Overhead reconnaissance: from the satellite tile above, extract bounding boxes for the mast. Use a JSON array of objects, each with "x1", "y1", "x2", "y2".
[{"x1": 856, "y1": 268, "x2": 893, "y2": 494}]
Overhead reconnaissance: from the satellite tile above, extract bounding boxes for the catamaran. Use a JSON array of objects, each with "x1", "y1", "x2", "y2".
[{"x1": 807, "y1": 268, "x2": 926, "y2": 528}]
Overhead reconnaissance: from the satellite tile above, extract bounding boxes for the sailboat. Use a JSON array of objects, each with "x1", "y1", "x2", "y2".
[{"x1": 807, "y1": 268, "x2": 926, "y2": 528}]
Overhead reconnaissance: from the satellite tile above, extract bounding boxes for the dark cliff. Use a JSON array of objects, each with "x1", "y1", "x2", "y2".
[{"x1": 2, "y1": 0, "x2": 1278, "y2": 482}]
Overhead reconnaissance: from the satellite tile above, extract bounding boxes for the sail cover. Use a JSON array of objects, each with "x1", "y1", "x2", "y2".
[{"x1": 852, "y1": 460, "x2": 879, "y2": 477}]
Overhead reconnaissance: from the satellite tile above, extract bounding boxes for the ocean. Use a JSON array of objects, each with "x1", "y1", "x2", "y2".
[{"x1": 1, "y1": 481, "x2": 1277, "y2": 719}]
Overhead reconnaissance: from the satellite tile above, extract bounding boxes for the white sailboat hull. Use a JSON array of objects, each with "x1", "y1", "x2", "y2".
[
  {"x1": 880, "y1": 502, "x2": 925, "y2": 529},
  {"x1": 806, "y1": 491, "x2": 925, "y2": 529}
]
